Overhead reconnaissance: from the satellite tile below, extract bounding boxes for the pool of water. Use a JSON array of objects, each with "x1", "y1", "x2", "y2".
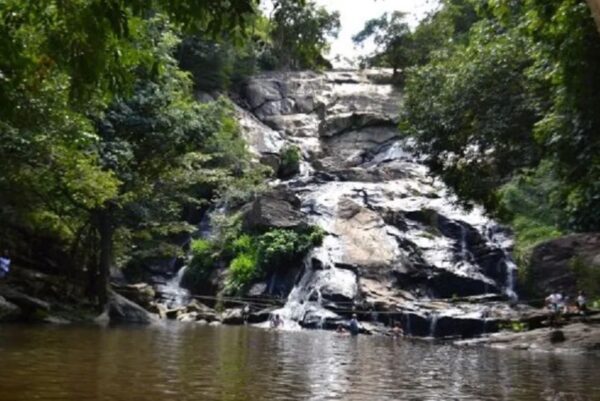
[{"x1": 0, "y1": 324, "x2": 597, "y2": 401}]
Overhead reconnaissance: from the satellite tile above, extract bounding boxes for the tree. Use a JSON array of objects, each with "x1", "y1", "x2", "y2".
[
  {"x1": 0, "y1": 1, "x2": 269, "y2": 305},
  {"x1": 353, "y1": 12, "x2": 413, "y2": 77},
  {"x1": 401, "y1": 21, "x2": 540, "y2": 210},
  {"x1": 269, "y1": 0, "x2": 340, "y2": 70},
  {"x1": 401, "y1": 0, "x2": 600, "y2": 245}
]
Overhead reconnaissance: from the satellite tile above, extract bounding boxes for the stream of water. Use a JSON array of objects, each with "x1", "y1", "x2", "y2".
[{"x1": 0, "y1": 324, "x2": 597, "y2": 401}]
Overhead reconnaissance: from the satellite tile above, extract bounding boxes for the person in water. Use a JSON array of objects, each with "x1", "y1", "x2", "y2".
[
  {"x1": 391, "y1": 322, "x2": 404, "y2": 338},
  {"x1": 270, "y1": 313, "x2": 283, "y2": 329},
  {"x1": 348, "y1": 313, "x2": 360, "y2": 335}
]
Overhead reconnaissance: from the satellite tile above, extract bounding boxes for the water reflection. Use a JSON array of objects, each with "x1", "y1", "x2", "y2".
[{"x1": 0, "y1": 324, "x2": 597, "y2": 401}]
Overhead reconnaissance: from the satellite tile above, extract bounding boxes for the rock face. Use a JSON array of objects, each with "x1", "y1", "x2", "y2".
[
  {"x1": 528, "y1": 233, "x2": 600, "y2": 297},
  {"x1": 234, "y1": 70, "x2": 520, "y2": 336},
  {"x1": 242, "y1": 187, "x2": 305, "y2": 231}
]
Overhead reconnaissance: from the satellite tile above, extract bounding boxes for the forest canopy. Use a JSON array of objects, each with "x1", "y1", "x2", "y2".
[
  {"x1": 0, "y1": 0, "x2": 337, "y2": 304},
  {"x1": 356, "y1": 0, "x2": 600, "y2": 255}
]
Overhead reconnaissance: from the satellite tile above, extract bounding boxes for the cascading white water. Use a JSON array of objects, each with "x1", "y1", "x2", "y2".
[
  {"x1": 161, "y1": 265, "x2": 190, "y2": 309},
  {"x1": 240, "y1": 70, "x2": 520, "y2": 333}
]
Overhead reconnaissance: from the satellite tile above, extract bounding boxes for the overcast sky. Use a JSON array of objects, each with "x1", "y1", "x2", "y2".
[{"x1": 312, "y1": 0, "x2": 438, "y2": 66}]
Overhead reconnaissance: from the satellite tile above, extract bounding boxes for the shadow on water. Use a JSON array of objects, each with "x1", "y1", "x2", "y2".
[{"x1": 0, "y1": 324, "x2": 598, "y2": 401}]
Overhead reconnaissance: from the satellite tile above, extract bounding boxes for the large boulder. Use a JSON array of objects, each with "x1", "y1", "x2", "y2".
[
  {"x1": 528, "y1": 233, "x2": 600, "y2": 297},
  {"x1": 243, "y1": 188, "x2": 305, "y2": 231},
  {"x1": 106, "y1": 291, "x2": 159, "y2": 324}
]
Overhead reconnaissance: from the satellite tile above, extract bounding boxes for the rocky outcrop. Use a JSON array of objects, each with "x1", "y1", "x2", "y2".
[
  {"x1": 457, "y1": 322, "x2": 600, "y2": 353},
  {"x1": 242, "y1": 188, "x2": 305, "y2": 231},
  {"x1": 105, "y1": 291, "x2": 159, "y2": 325},
  {"x1": 528, "y1": 233, "x2": 600, "y2": 297}
]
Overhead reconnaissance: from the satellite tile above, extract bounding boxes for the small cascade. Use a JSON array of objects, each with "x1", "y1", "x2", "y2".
[
  {"x1": 486, "y1": 224, "x2": 519, "y2": 300},
  {"x1": 459, "y1": 225, "x2": 473, "y2": 262},
  {"x1": 503, "y1": 259, "x2": 518, "y2": 300},
  {"x1": 274, "y1": 249, "x2": 348, "y2": 329},
  {"x1": 429, "y1": 313, "x2": 439, "y2": 338},
  {"x1": 160, "y1": 266, "x2": 190, "y2": 309}
]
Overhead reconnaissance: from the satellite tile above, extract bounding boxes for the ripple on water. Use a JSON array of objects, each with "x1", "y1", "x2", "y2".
[{"x1": 0, "y1": 325, "x2": 598, "y2": 401}]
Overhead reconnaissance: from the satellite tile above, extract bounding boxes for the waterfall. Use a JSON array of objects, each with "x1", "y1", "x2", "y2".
[
  {"x1": 237, "y1": 70, "x2": 521, "y2": 336},
  {"x1": 161, "y1": 266, "x2": 190, "y2": 309}
]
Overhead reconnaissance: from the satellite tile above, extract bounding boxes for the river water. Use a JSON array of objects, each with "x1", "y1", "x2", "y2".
[{"x1": 0, "y1": 324, "x2": 598, "y2": 401}]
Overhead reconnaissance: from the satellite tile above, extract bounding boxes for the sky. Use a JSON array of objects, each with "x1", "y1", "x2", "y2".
[{"x1": 312, "y1": 0, "x2": 438, "y2": 66}]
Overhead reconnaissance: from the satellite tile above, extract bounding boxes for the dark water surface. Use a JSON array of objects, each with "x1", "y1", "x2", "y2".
[{"x1": 0, "y1": 324, "x2": 598, "y2": 401}]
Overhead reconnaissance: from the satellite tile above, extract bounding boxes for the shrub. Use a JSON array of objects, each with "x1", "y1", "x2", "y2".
[
  {"x1": 256, "y1": 226, "x2": 324, "y2": 272},
  {"x1": 182, "y1": 239, "x2": 218, "y2": 290},
  {"x1": 278, "y1": 146, "x2": 301, "y2": 179},
  {"x1": 226, "y1": 252, "x2": 259, "y2": 294}
]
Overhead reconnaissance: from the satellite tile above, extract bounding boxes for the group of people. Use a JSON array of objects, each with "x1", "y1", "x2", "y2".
[{"x1": 545, "y1": 290, "x2": 588, "y2": 315}]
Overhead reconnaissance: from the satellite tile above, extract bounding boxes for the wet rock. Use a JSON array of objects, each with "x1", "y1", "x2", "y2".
[
  {"x1": 334, "y1": 198, "x2": 398, "y2": 271},
  {"x1": 107, "y1": 291, "x2": 158, "y2": 325},
  {"x1": 185, "y1": 300, "x2": 219, "y2": 322},
  {"x1": 242, "y1": 188, "x2": 305, "y2": 230},
  {"x1": 248, "y1": 307, "x2": 278, "y2": 324},
  {"x1": 0, "y1": 296, "x2": 21, "y2": 322},
  {"x1": 549, "y1": 330, "x2": 566, "y2": 343},
  {"x1": 259, "y1": 153, "x2": 281, "y2": 175},
  {"x1": 457, "y1": 323, "x2": 600, "y2": 353},
  {"x1": 528, "y1": 233, "x2": 600, "y2": 297},
  {"x1": 221, "y1": 308, "x2": 245, "y2": 325}
]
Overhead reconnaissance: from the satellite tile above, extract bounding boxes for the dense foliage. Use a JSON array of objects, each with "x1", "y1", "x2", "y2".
[
  {"x1": 387, "y1": 0, "x2": 600, "y2": 256},
  {"x1": 0, "y1": 0, "x2": 338, "y2": 306},
  {"x1": 186, "y1": 223, "x2": 324, "y2": 295}
]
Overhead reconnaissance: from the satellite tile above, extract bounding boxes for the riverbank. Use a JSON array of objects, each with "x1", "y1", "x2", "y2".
[
  {"x1": 456, "y1": 321, "x2": 600, "y2": 353},
  {"x1": 2, "y1": 265, "x2": 600, "y2": 354}
]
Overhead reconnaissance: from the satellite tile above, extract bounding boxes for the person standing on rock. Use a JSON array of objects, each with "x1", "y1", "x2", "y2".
[
  {"x1": 349, "y1": 313, "x2": 360, "y2": 336},
  {"x1": 0, "y1": 250, "x2": 11, "y2": 279},
  {"x1": 576, "y1": 291, "x2": 588, "y2": 315}
]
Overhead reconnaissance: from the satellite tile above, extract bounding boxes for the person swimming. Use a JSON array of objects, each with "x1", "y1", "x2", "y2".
[{"x1": 270, "y1": 313, "x2": 283, "y2": 329}]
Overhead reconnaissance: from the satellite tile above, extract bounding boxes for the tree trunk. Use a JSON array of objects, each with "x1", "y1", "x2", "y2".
[
  {"x1": 95, "y1": 209, "x2": 114, "y2": 307},
  {"x1": 587, "y1": 0, "x2": 600, "y2": 35}
]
